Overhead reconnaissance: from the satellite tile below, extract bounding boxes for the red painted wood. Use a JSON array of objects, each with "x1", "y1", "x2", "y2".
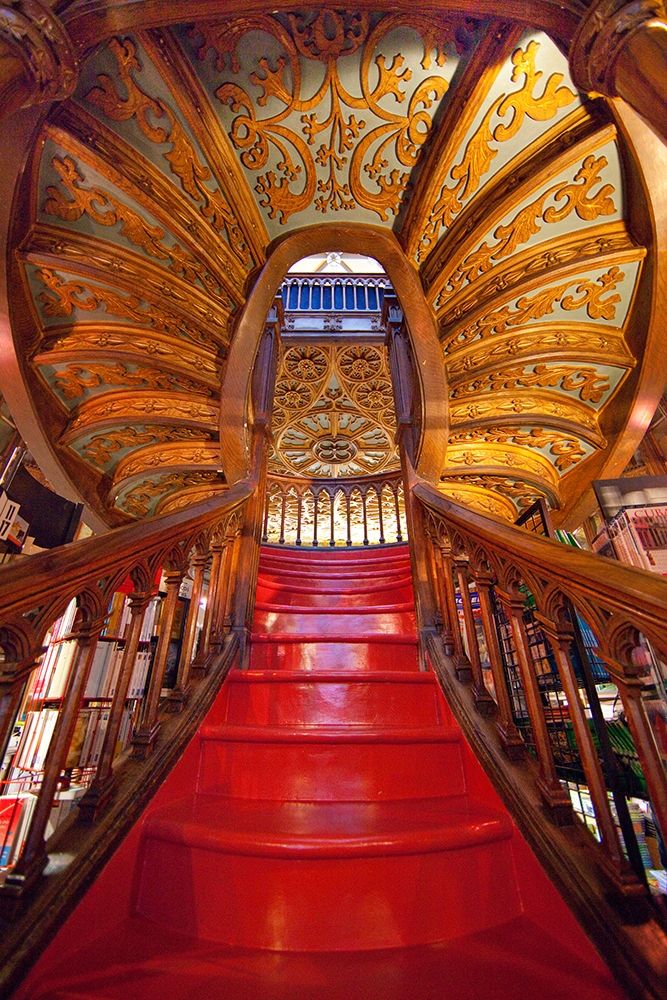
[{"x1": 14, "y1": 544, "x2": 626, "y2": 998}]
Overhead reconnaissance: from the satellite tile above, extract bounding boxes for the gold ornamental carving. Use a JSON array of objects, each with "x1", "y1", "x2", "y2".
[
  {"x1": 435, "y1": 154, "x2": 617, "y2": 308},
  {"x1": 53, "y1": 362, "x2": 213, "y2": 401},
  {"x1": 67, "y1": 393, "x2": 218, "y2": 435},
  {"x1": 442, "y1": 266, "x2": 626, "y2": 354},
  {"x1": 446, "y1": 328, "x2": 631, "y2": 379},
  {"x1": 82, "y1": 425, "x2": 208, "y2": 467},
  {"x1": 417, "y1": 40, "x2": 577, "y2": 263},
  {"x1": 449, "y1": 392, "x2": 600, "y2": 430},
  {"x1": 0, "y1": 0, "x2": 77, "y2": 103},
  {"x1": 86, "y1": 37, "x2": 251, "y2": 269},
  {"x1": 118, "y1": 471, "x2": 219, "y2": 517},
  {"x1": 448, "y1": 425, "x2": 587, "y2": 472},
  {"x1": 113, "y1": 441, "x2": 221, "y2": 485},
  {"x1": 43, "y1": 156, "x2": 231, "y2": 309},
  {"x1": 450, "y1": 363, "x2": 611, "y2": 403},
  {"x1": 201, "y1": 10, "x2": 476, "y2": 224},
  {"x1": 441, "y1": 473, "x2": 548, "y2": 512},
  {"x1": 34, "y1": 268, "x2": 218, "y2": 349}
]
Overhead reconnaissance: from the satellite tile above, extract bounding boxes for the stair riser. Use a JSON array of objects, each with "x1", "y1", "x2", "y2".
[
  {"x1": 252, "y1": 611, "x2": 417, "y2": 638},
  {"x1": 219, "y1": 679, "x2": 443, "y2": 727},
  {"x1": 256, "y1": 586, "x2": 415, "y2": 608},
  {"x1": 250, "y1": 641, "x2": 419, "y2": 672},
  {"x1": 198, "y1": 739, "x2": 464, "y2": 800},
  {"x1": 135, "y1": 837, "x2": 521, "y2": 949}
]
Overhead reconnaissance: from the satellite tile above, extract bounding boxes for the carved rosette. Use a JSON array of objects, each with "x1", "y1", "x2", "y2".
[
  {"x1": 0, "y1": 0, "x2": 77, "y2": 103},
  {"x1": 569, "y1": 0, "x2": 665, "y2": 94}
]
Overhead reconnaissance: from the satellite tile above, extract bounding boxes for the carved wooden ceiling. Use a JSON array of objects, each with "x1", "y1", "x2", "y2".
[{"x1": 6, "y1": 7, "x2": 651, "y2": 524}]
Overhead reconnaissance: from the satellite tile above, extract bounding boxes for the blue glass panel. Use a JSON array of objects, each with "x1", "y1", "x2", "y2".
[
  {"x1": 323, "y1": 285, "x2": 332, "y2": 310},
  {"x1": 311, "y1": 285, "x2": 321, "y2": 309},
  {"x1": 288, "y1": 284, "x2": 299, "y2": 309},
  {"x1": 345, "y1": 285, "x2": 354, "y2": 309},
  {"x1": 368, "y1": 287, "x2": 378, "y2": 310},
  {"x1": 299, "y1": 284, "x2": 309, "y2": 309},
  {"x1": 334, "y1": 284, "x2": 343, "y2": 310},
  {"x1": 356, "y1": 286, "x2": 365, "y2": 309}
]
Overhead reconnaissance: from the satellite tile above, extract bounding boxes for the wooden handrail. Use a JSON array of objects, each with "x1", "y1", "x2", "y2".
[
  {"x1": 412, "y1": 476, "x2": 667, "y2": 1000},
  {"x1": 0, "y1": 479, "x2": 254, "y2": 908}
]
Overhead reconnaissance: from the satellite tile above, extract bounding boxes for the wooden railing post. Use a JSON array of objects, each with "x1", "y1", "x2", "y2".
[
  {"x1": 132, "y1": 570, "x2": 183, "y2": 759},
  {"x1": 80, "y1": 591, "x2": 152, "y2": 822},
  {"x1": 606, "y1": 658, "x2": 667, "y2": 849},
  {"x1": 454, "y1": 557, "x2": 495, "y2": 716},
  {"x1": 1, "y1": 612, "x2": 104, "y2": 906},
  {"x1": 475, "y1": 575, "x2": 525, "y2": 760},
  {"x1": 192, "y1": 539, "x2": 225, "y2": 675},
  {"x1": 535, "y1": 611, "x2": 644, "y2": 894},
  {"x1": 169, "y1": 554, "x2": 207, "y2": 711},
  {"x1": 496, "y1": 589, "x2": 572, "y2": 824},
  {"x1": 0, "y1": 657, "x2": 39, "y2": 764},
  {"x1": 439, "y1": 544, "x2": 472, "y2": 682}
]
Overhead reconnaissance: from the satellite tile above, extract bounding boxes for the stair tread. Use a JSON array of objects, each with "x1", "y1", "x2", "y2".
[
  {"x1": 254, "y1": 601, "x2": 415, "y2": 613},
  {"x1": 226, "y1": 669, "x2": 437, "y2": 683},
  {"x1": 200, "y1": 723, "x2": 459, "y2": 743},
  {"x1": 26, "y1": 915, "x2": 626, "y2": 1000},
  {"x1": 144, "y1": 795, "x2": 512, "y2": 856}
]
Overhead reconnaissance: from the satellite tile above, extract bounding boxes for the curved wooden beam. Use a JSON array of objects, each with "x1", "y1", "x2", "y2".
[{"x1": 220, "y1": 224, "x2": 447, "y2": 486}]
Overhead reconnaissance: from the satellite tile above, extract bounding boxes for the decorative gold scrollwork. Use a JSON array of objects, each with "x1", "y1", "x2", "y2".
[
  {"x1": 450, "y1": 363, "x2": 611, "y2": 403},
  {"x1": 0, "y1": 0, "x2": 77, "y2": 103}
]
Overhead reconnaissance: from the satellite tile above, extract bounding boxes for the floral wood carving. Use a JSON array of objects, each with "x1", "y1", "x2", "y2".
[
  {"x1": 81, "y1": 425, "x2": 208, "y2": 467},
  {"x1": 417, "y1": 39, "x2": 577, "y2": 262},
  {"x1": 85, "y1": 36, "x2": 251, "y2": 268},
  {"x1": 199, "y1": 9, "x2": 476, "y2": 224},
  {"x1": 434, "y1": 154, "x2": 616, "y2": 307},
  {"x1": 53, "y1": 363, "x2": 213, "y2": 400},
  {"x1": 450, "y1": 363, "x2": 611, "y2": 403},
  {"x1": 448, "y1": 425, "x2": 587, "y2": 471}
]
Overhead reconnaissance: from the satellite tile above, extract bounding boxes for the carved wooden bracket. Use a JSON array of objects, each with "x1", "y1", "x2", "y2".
[{"x1": 0, "y1": 1, "x2": 77, "y2": 107}]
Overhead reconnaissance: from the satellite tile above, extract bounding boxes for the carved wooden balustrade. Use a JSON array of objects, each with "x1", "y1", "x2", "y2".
[
  {"x1": 0, "y1": 480, "x2": 251, "y2": 911},
  {"x1": 263, "y1": 472, "x2": 407, "y2": 548},
  {"x1": 412, "y1": 477, "x2": 667, "y2": 998}
]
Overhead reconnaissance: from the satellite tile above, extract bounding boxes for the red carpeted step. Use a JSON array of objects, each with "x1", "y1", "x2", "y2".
[
  {"x1": 135, "y1": 796, "x2": 518, "y2": 949},
  {"x1": 215, "y1": 669, "x2": 446, "y2": 727},
  {"x1": 249, "y1": 637, "x2": 419, "y2": 671},
  {"x1": 197, "y1": 724, "x2": 464, "y2": 801},
  {"x1": 21, "y1": 916, "x2": 626, "y2": 1000},
  {"x1": 251, "y1": 610, "x2": 417, "y2": 637}
]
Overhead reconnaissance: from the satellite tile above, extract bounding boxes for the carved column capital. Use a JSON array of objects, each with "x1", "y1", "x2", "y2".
[
  {"x1": 571, "y1": 0, "x2": 665, "y2": 95},
  {"x1": 0, "y1": 0, "x2": 77, "y2": 105}
]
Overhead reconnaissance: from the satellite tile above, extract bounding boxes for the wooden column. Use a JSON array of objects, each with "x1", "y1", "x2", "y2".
[
  {"x1": 169, "y1": 554, "x2": 207, "y2": 711},
  {"x1": 1, "y1": 613, "x2": 103, "y2": 904},
  {"x1": 79, "y1": 592, "x2": 152, "y2": 822},
  {"x1": 475, "y1": 575, "x2": 524, "y2": 760},
  {"x1": 454, "y1": 558, "x2": 495, "y2": 716},
  {"x1": 570, "y1": 0, "x2": 667, "y2": 144},
  {"x1": 132, "y1": 570, "x2": 182, "y2": 759},
  {"x1": 497, "y1": 589, "x2": 572, "y2": 824}
]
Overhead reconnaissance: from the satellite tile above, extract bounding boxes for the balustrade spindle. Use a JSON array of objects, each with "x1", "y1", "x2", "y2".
[
  {"x1": 607, "y1": 661, "x2": 667, "y2": 850},
  {"x1": 345, "y1": 493, "x2": 352, "y2": 547},
  {"x1": 0, "y1": 660, "x2": 37, "y2": 767},
  {"x1": 362, "y1": 491, "x2": 369, "y2": 546},
  {"x1": 454, "y1": 559, "x2": 495, "y2": 716},
  {"x1": 377, "y1": 489, "x2": 385, "y2": 544},
  {"x1": 329, "y1": 491, "x2": 335, "y2": 546},
  {"x1": 222, "y1": 535, "x2": 241, "y2": 631},
  {"x1": 496, "y1": 589, "x2": 572, "y2": 824},
  {"x1": 279, "y1": 494, "x2": 286, "y2": 545},
  {"x1": 439, "y1": 545, "x2": 471, "y2": 682},
  {"x1": 394, "y1": 489, "x2": 403, "y2": 542},
  {"x1": 5, "y1": 613, "x2": 105, "y2": 896},
  {"x1": 536, "y1": 612, "x2": 641, "y2": 891},
  {"x1": 296, "y1": 494, "x2": 303, "y2": 546},
  {"x1": 474, "y1": 575, "x2": 525, "y2": 760},
  {"x1": 80, "y1": 592, "x2": 153, "y2": 821},
  {"x1": 261, "y1": 501, "x2": 269, "y2": 543},
  {"x1": 132, "y1": 570, "x2": 183, "y2": 759},
  {"x1": 313, "y1": 493, "x2": 319, "y2": 547},
  {"x1": 169, "y1": 555, "x2": 207, "y2": 711},
  {"x1": 192, "y1": 541, "x2": 225, "y2": 674}
]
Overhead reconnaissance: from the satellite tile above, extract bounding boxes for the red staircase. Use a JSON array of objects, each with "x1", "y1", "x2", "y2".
[{"x1": 14, "y1": 546, "x2": 626, "y2": 999}]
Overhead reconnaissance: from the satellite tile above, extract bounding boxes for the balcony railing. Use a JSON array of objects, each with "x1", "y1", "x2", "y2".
[{"x1": 263, "y1": 472, "x2": 407, "y2": 548}]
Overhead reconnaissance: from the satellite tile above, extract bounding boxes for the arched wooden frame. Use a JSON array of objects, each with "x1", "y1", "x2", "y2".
[{"x1": 220, "y1": 224, "x2": 446, "y2": 485}]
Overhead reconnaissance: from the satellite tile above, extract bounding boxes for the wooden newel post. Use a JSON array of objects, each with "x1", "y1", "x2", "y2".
[
  {"x1": 496, "y1": 589, "x2": 572, "y2": 824},
  {"x1": 454, "y1": 558, "x2": 495, "y2": 716},
  {"x1": 132, "y1": 570, "x2": 182, "y2": 758},
  {"x1": 439, "y1": 544, "x2": 472, "y2": 682},
  {"x1": 169, "y1": 554, "x2": 207, "y2": 711},
  {"x1": 570, "y1": 0, "x2": 667, "y2": 145},
  {"x1": 0, "y1": 0, "x2": 77, "y2": 122},
  {"x1": 79, "y1": 592, "x2": 152, "y2": 822},
  {"x1": 475, "y1": 575, "x2": 524, "y2": 760},
  {"x1": 1, "y1": 613, "x2": 104, "y2": 906}
]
